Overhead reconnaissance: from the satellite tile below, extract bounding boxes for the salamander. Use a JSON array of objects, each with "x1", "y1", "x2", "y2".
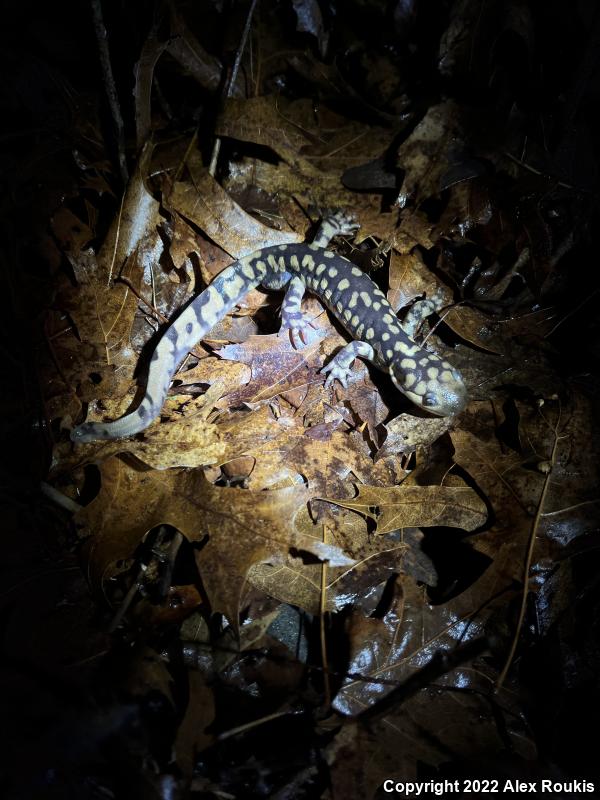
[{"x1": 71, "y1": 211, "x2": 467, "y2": 442}]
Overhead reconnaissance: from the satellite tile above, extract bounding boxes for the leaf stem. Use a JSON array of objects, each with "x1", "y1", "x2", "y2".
[{"x1": 496, "y1": 402, "x2": 562, "y2": 689}]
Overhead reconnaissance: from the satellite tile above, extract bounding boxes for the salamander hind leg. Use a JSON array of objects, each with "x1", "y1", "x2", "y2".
[
  {"x1": 312, "y1": 210, "x2": 360, "y2": 249},
  {"x1": 402, "y1": 287, "x2": 447, "y2": 339},
  {"x1": 322, "y1": 341, "x2": 375, "y2": 388}
]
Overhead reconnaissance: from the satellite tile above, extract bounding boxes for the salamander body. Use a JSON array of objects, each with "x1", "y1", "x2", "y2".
[{"x1": 71, "y1": 213, "x2": 467, "y2": 442}]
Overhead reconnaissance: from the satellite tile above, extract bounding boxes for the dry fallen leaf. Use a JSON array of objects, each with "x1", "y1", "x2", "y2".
[
  {"x1": 76, "y1": 456, "x2": 354, "y2": 626},
  {"x1": 169, "y1": 158, "x2": 301, "y2": 258},
  {"x1": 395, "y1": 100, "x2": 466, "y2": 202},
  {"x1": 216, "y1": 96, "x2": 321, "y2": 177}
]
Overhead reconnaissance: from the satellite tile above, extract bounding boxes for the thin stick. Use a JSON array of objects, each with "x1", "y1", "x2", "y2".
[
  {"x1": 208, "y1": 0, "x2": 259, "y2": 176},
  {"x1": 496, "y1": 403, "x2": 562, "y2": 689},
  {"x1": 320, "y1": 525, "x2": 331, "y2": 708},
  {"x1": 90, "y1": 0, "x2": 128, "y2": 183}
]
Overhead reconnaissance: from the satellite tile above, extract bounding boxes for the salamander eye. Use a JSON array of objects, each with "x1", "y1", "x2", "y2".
[{"x1": 422, "y1": 391, "x2": 439, "y2": 408}]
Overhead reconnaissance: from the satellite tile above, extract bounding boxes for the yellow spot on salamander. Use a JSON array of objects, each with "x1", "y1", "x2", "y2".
[
  {"x1": 373, "y1": 301, "x2": 381, "y2": 311},
  {"x1": 427, "y1": 367, "x2": 439, "y2": 379},
  {"x1": 328, "y1": 266, "x2": 338, "y2": 277},
  {"x1": 351, "y1": 315, "x2": 359, "y2": 327},
  {"x1": 290, "y1": 254, "x2": 300, "y2": 269},
  {"x1": 343, "y1": 309, "x2": 352, "y2": 321},
  {"x1": 223, "y1": 274, "x2": 246, "y2": 299},
  {"x1": 389, "y1": 325, "x2": 400, "y2": 334},
  {"x1": 351, "y1": 267, "x2": 363, "y2": 277},
  {"x1": 360, "y1": 292, "x2": 372, "y2": 307},
  {"x1": 386, "y1": 349, "x2": 393, "y2": 359},
  {"x1": 405, "y1": 373, "x2": 416, "y2": 388},
  {"x1": 365, "y1": 327, "x2": 374, "y2": 339},
  {"x1": 337, "y1": 278, "x2": 350, "y2": 291},
  {"x1": 324, "y1": 251, "x2": 334, "y2": 258},
  {"x1": 201, "y1": 308, "x2": 216, "y2": 326},
  {"x1": 414, "y1": 381, "x2": 426, "y2": 396},
  {"x1": 241, "y1": 263, "x2": 256, "y2": 279},
  {"x1": 208, "y1": 286, "x2": 225, "y2": 312},
  {"x1": 348, "y1": 292, "x2": 358, "y2": 308},
  {"x1": 382, "y1": 332, "x2": 390, "y2": 341},
  {"x1": 401, "y1": 358, "x2": 416, "y2": 369},
  {"x1": 320, "y1": 279, "x2": 328, "y2": 289},
  {"x1": 382, "y1": 313, "x2": 393, "y2": 324},
  {"x1": 316, "y1": 263, "x2": 327, "y2": 275},
  {"x1": 441, "y1": 370, "x2": 453, "y2": 382},
  {"x1": 336, "y1": 301, "x2": 344, "y2": 313},
  {"x1": 302, "y1": 255, "x2": 314, "y2": 269}
]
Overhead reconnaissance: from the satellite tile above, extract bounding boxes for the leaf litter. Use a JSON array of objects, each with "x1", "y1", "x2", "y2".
[{"x1": 4, "y1": 0, "x2": 600, "y2": 796}]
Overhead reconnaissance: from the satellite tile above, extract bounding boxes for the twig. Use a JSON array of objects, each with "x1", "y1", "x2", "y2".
[
  {"x1": 502, "y1": 151, "x2": 576, "y2": 191},
  {"x1": 544, "y1": 288, "x2": 600, "y2": 339},
  {"x1": 496, "y1": 401, "x2": 562, "y2": 689},
  {"x1": 216, "y1": 709, "x2": 304, "y2": 742},
  {"x1": 320, "y1": 525, "x2": 331, "y2": 708},
  {"x1": 134, "y1": 20, "x2": 167, "y2": 149},
  {"x1": 90, "y1": 0, "x2": 128, "y2": 184},
  {"x1": 208, "y1": 0, "x2": 259, "y2": 176},
  {"x1": 40, "y1": 482, "x2": 82, "y2": 514}
]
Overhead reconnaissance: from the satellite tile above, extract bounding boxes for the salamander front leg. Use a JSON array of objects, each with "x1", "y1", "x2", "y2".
[
  {"x1": 280, "y1": 276, "x2": 313, "y2": 348},
  {"x1": 321, "y1": 341, "x2": 375, "y2": 388}
]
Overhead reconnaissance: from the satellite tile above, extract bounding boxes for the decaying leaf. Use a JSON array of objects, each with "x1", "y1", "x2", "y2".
[
  {"x1": 327, "y1": 686, "x2": 535, "y2": 793},
  {"x1": 216, "y1": 96, "x2": 321, "y2": 177},
  {"x1": 76, "y1": 457, "x2": 353, "y2": 626},
  {"x1": 332, "y1": 579, "x2": 490, "y2": 716},
  {"x1": 169, "y1": 158, "x2": 301, "y2": 258},
  {"x1": 388, "y1": 249, "x2": 438, "y2": 311},
  {"x1": 248, "y1": 526, "x2": 436, "y2": 615},
  {"x1": 322, "y1": 481, "x2": 487, "y2": 534},
  {"x1": 292, "y1": 0, "x2": 328, "y2": 57},
  {"x1": 395, "y1": 100, "x2": 467, "y2": 202},
  {"x1": 97, "y1": 144, "x2": 161, "y2": 285},
  {"x1": 377, "y1": 413, "x2": 454, "y2": 457}
]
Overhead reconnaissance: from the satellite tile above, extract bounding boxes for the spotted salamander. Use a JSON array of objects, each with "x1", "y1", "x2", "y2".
[{"x1": 71, "y1": 212, "x2": 467, "y2": 442}]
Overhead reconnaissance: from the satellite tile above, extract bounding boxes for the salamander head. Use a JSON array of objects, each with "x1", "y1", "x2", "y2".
[{"x1": 389, "y1": 352, "x2": 468, "y2": 416}]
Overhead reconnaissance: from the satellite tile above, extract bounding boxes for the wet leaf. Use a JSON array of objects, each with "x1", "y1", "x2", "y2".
[
  {"x1": 292, "y1": 0, "x2": 328, "y2": 57},
  {"x1": 322, "y1": 481, "x2": 487, "y2": 534},
  {"x1": 76, "y1": 457, "x2": 353, "y2": 626}
]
